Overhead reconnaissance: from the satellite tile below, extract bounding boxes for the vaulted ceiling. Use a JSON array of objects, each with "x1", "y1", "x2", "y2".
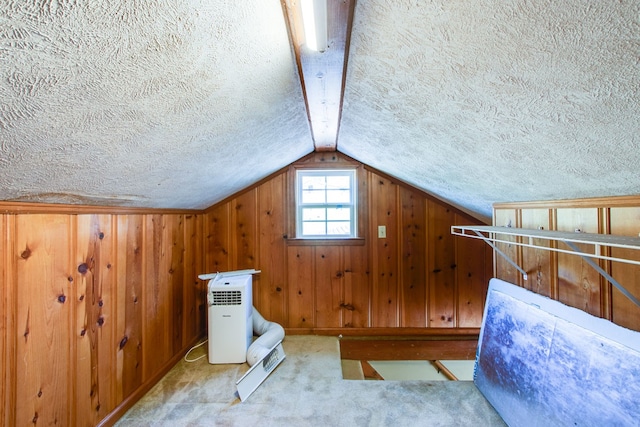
[{"x1": 2, "y1": 0, "x2": 639, "y2": 219}]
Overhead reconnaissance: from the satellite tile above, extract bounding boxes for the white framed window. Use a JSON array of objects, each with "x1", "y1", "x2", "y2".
[{"x1": 296, "y1": 169, "x2": 357, "y2": 238}]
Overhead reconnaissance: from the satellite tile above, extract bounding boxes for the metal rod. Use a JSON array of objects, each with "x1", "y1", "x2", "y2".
[{"x1": 451, "y1": 228, "x2": 640, "y2": 267}]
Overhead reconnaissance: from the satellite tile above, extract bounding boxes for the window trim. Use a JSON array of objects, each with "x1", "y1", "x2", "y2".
[
  {"x1": 295, "y1": 169, "x2": 357, "y2": 239},
  {"x1": 286, "y1": 161, "x2": 365, "y2": 243}
]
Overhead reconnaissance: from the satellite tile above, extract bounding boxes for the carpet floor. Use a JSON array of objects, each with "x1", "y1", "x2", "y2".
[{"x1": 115, "y1": 335, "x2": 506, "y2": 426}]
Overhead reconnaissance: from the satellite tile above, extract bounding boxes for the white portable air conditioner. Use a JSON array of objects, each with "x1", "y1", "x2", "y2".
[{"x1": 206, "y1": 272, "x2": 254, "y2": 364}]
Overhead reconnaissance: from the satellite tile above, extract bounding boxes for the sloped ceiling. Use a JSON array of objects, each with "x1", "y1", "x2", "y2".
[
  {"x1": 1, "y1": 0, "x2": 639, "y2": 218},
  {"x1": 0, "y1": 0, "x2": 313, "y2": 209},
  {"x1": 339, "y1": 0, "x2": 640, "y2": 218}
]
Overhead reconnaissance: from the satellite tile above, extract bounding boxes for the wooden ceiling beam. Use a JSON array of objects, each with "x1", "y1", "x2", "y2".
[{"x1": 282, "y1": 0, "x2": 356, "y2": 152}]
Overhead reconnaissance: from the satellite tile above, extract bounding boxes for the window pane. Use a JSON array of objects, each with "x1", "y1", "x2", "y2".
[
  {"x1": 302, "y1": 208, "x2": 326, "y2": 221},
  {"x1": 326, "y1": 189, "x2": 350, "y2": 203},
  {"x1": 327, "y1": 222, "x2": 351, "y2": 235},
  {"x1": 302, "y1": 176, "x2": 326, "y2": 191},
  {"x1": 302, "y1": 189, "x2": 325, "y2": 204},
  {"x1": 303, "y1": 222, "x2": 326, "y2": 235},
  {"x1": 326, "y1": 175, "x2": 350, "y2": 189},
  {"x1": 327, "y1": 207, "x2": 350, "y2": 221},
  {"x1": 297, "y1": 169, "x2": 356, "y2": 239}
]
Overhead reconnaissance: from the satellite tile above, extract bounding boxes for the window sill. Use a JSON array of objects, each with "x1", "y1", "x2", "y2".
[{"x1": 286, "y1": 237, "x2": 365, "y2": 246}]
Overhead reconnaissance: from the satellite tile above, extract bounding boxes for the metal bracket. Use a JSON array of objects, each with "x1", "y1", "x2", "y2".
[
  {"x1": 451, "y1": 225, "x2": 640, "y2": 310},
  {"x1": 564, "y1": 241, "x2": 640, "y2": 309},
  {"x1": 472, "y1": 230, "x2": 528, "y2": 281}
]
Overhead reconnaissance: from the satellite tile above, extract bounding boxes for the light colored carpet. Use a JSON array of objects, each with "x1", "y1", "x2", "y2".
[{"x1": 116, "y1": 336, "x2": 505, "y2": 426}]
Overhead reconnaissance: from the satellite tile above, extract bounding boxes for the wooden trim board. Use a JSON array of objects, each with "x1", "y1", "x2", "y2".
[{"x1": 339, "y1": 338, "x2": 478, "y2": 361}]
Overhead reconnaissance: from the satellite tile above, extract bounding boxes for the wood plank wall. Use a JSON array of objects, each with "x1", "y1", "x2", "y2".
[
  {"x1": 493, "y1": 196, "x2": 640, "y2": 332},
  {"x1": 0, "y1": 207, "x2": 206, "y2": 427},
  {"x1": 0, "y1": 153, "x2": 493, "y2": 426},
  {"x1": 204, "y1": 153, "x2": 492, "y2": 335}
]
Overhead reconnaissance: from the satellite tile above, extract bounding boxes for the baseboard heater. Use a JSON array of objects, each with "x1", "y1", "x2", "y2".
[{"x1": 236, "y1": 340, "x2": 286, "y2": 402}]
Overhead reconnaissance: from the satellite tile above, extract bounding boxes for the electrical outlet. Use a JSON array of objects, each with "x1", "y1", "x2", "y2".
[{"x1": 378, "y1": 225, "x2": 386, "y2": 238}]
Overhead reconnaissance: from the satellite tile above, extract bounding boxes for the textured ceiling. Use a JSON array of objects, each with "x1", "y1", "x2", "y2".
[
  {"x1": 0, "y1": 0, "x2": 312, "y2": 208},
  {"x1": 339, "y1": 0, "x2": 640, "y2": 218},
  {"x1": 2, "y1": 0, "x2": 639, "y2": 218}
]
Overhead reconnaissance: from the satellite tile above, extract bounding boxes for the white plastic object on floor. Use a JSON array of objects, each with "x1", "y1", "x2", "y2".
[
  {"x1": 236, "y1": 340, "x2": 286, "y2": 402},
  {"x1": 247, "y1": 307, "x2": 285, "y2": 366}
]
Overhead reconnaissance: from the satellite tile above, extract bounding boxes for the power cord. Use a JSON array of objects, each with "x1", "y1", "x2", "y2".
[{"x1": 184, "y1": 338, "x2": 208, "y2": 362}]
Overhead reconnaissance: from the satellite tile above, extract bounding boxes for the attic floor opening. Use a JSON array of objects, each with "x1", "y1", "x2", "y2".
[{"x1": 338, "y1": 336, "x2": 478, "y2": 381}]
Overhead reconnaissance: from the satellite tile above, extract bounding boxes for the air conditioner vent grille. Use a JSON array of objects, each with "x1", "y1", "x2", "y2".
[{"x1": 211, "y1": 290, "x2": 242, "y2": 306}]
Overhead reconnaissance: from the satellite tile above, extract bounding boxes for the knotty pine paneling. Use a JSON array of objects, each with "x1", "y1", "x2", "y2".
[
  {"x1": 75, "y1": 214, "x2": 116, "y2": 424},
  {"x1": 287, "y1": 245, "x2": 315, "y2": 328},
  {"x1": 232, "y1": 191, "x2": 258, "y2": 271},
  {"x1": 609, "y1": 207, "x2": 640, "y2": 331},
  {"x1": 455, "y1": 213, "x2": 489, "y2": 328},
  {"x1": 556, "y1": 208, "x2": 602, "y2": 316},
  {"x1": 257, "y1": 175, "x2": 287, "y2": 324},
  {"x1": 15, "y1": 215, "x2": 73, "y2": 427},
  {"x1": 143, "y1": 214, "x2": 170, "y2": 379},
  {"x1": 168, "y1": 215, "x2": 186, "y2": 360},
  {"x1": 205, "y1": 153, "x2": 491, "y2": 334},
  {"x1": 314, "y1": 247, "x2": 343, "y2": 328},
  {"x1": 520, "y1": 208, "x2": 554, "y2": 298},
  {"x1": 115, "y1": 214, "x2": 144, "y2": 402},
  {"x1": 399, "y1": 187, "x2": 427, "y2": 327},
  {"x1": 428, "y1": 201, "x2": 456, "y2": 328},
  {"x1": 204, "y1": 204, "x2": 231, "y2": 274},
  {"x1": 1, "y1": 214, "x2": 12, "y2": 427},
  {"x1": 183, "y1": 214, "x2": 205, "y2": 345},
  {"x1": 143, "y1": 214, "x2": 187, "y2": 379},
  {"x1": 342, "y1": 245, "x2": 369, "y2": 328},
  {"x1": 0, "y1": 215, "x2": 5, "y2": 425},
  {"x1": 494, "y1": 197, "x2": 640, "y2": 332},
  {"x1": 492, "y1": 208, "x2": 521, "y2": 285},
  {"x1": 370, "y1": 175, "x2": 399, "y2": 328},
  {"x1": 2, "y1": 210, "x2": 205, "y2": 427}
]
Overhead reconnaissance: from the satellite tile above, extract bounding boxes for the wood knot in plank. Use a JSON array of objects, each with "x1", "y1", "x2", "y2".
[
  {"x1": 21, "y1": 246, "x2": 31, "y2": 259},
  {"x1": 119, "y1": 336, "x2": 128, "y2": 349},
  {"x1": 78, "y1": 263, "x2": 89, "y2": 274},
  {"x1": 57, "y1": 294, "x2": 66, "y2": 303}
]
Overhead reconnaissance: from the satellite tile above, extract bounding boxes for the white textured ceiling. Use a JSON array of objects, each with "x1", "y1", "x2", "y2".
[
  {"x1": 1, "y1": 0, "x2": 312, "y2": 208},
  {"x1": 2, "y1": 0, "x2": 640, "y2": 218},
  {"x1": 339, "y1": 0, "x2": 640, "y2": 218}
]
